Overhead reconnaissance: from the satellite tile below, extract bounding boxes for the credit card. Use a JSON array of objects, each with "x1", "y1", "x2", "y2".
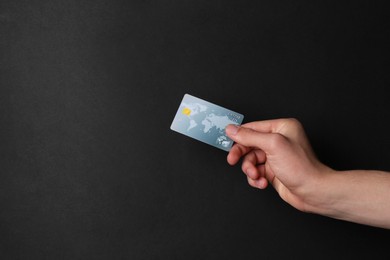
[{"x1": 170, "y1": 94, "x2": 244, "y2": 151}]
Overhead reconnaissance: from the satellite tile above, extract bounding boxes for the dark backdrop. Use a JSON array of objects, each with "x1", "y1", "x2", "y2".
[{"x1": 1, "y1": 0, "x2": 389, "y2": 259}]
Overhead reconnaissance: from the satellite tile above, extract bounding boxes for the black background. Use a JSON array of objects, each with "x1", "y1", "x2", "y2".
[{"x1": 1, "y1": 0, "x2": 389, "y2": 259}]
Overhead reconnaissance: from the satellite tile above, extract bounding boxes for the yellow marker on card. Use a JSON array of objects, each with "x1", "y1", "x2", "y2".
[{"x1": 182, "y1": 107, "x2": 191, "y2": 116}]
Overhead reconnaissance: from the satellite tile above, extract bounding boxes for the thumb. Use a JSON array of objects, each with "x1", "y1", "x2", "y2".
[{"x1": 226, "y1": 124, "x2": 285, "y2": 154}]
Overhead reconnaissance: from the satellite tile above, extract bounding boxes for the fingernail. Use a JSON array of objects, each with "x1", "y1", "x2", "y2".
[{"x1": 226, "y1": 124, "x2": 239, "y2": 136}]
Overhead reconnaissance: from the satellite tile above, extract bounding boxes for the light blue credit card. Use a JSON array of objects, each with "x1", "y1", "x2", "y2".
[{"x1": 170, "y1": 94, "x2": 244, "y2": 151}]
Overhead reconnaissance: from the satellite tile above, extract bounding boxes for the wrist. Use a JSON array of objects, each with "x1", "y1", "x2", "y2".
[{"x1": 300, "y1": 166, "x2": 341, "y2": 217}]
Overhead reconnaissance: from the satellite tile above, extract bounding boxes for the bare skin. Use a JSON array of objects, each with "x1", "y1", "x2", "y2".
[{"x1": 226, "y1": 118, "x2": 390, "y2": 229}]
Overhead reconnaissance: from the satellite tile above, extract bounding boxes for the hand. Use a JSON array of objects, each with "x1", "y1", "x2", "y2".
[
  {"x1": 226, "y1": 118, "x2": 330, "y2": 212},
  {"x1": 226, "y1": 118, "x2": 390, "y2": 228}
]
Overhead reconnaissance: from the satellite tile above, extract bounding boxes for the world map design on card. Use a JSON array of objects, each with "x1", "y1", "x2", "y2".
[{"x1": 170, "y1": 94, "x2": 244, "y2": 151}]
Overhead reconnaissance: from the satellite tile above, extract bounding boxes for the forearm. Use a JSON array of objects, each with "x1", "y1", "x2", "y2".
[{"x1": 306, "y1": 169, "x2": 390, "y2": 229}]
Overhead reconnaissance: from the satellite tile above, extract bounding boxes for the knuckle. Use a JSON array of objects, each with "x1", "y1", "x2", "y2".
[
  {"x1": 286, "y1": 118, "x2": 302, "y2": 128},
  {"x1": 279, "y1": 118, "x2": 303, "y2": 134},
  {"x1": 241, "y1": 164, "x2": 247, "y2": 173}
]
